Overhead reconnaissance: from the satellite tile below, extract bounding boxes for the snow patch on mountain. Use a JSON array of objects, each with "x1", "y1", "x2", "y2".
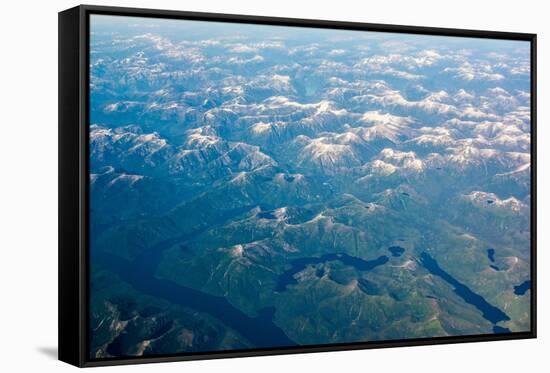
[{"x1": 463, "y1": 191, "x2": 525, "y2": 212}]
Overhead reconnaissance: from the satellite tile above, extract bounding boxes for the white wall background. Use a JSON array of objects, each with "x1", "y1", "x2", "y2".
[{"x1": 0, "y1": 0, "x2": 546, "y2": 371}]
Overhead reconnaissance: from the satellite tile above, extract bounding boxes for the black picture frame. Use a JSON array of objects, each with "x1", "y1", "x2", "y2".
[{"x1": 59, "y1": 4, "x2": 537, "y2": 367}]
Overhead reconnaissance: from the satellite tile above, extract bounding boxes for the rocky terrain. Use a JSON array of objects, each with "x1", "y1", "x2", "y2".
[{"x1": 88, "y1": 15, "x2": 532, "y2": 358}]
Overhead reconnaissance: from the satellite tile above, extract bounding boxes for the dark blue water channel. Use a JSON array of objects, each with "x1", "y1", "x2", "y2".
[
  {"x1": 493, "y1": 325, "x2": 512, "y2": 333},
  {"x1": 420, "y1": 252, "x2": 510, "y2": 325},
  {"x1": 275, "y1": 253, "x2": 389, "y2": 291},
  {"x1": 93, "y1": 231, "x2": 296, "y2": 348}
]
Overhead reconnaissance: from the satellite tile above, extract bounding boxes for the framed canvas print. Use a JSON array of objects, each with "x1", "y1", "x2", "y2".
[{"x1": 58, "y1": 5, "x2": 536, "y2": 367}]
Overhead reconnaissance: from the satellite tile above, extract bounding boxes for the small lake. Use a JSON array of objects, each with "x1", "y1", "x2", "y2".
[
  {"x1": 487, "y1": 248, "x2": 496, "y2": 263},
  {"x1": 388, "y1": 246, "x2": 405, "y2": 257},
  {"x1": 514, "y1": 280, "x2": 531, "y2": 295}
]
